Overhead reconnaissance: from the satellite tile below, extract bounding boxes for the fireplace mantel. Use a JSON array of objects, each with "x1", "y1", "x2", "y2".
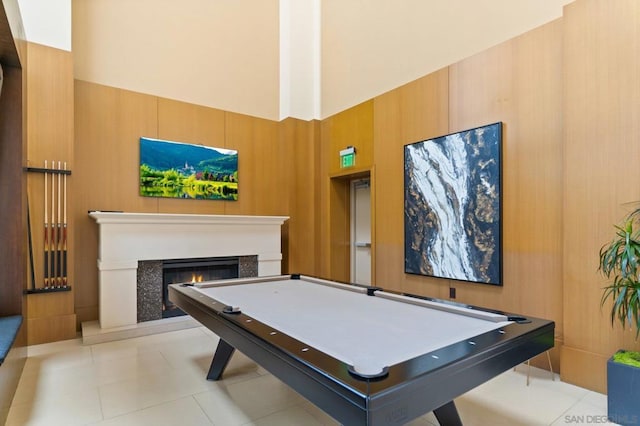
[
  {"x1": 90, "y1": 211, "x2": 288, "y2": 329},
  {"x1": 90, "y1": 212, "x2": 290, "y2": 227}
]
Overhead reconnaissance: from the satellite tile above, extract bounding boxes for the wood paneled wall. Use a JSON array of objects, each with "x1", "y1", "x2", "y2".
[
  {"x1": 318, "y1": 0, "x2": 640, "y2": 391},
  {"x1": 25, "y1": 43, "x2": 76, "y2": 344},
  {"x1": 0, "y1": 63, "x2": 24, "y2": 318},
  {"x1": 73, "y1": 82, "x2": 158, "y2": 324},
  {"x1": 156, "y1": 98, "x2": 226, "y2": 216},
  {"x1": 0, "y1": 58, "x2": 26, "y2": 426},
  {"x1": 323, "y1": 19, "x2": 564, "y2": 372},
  {"x1": 224, "y1": 112, "x2": 282, "y2": 216},
  {"x1": 279, "y1": 118, "x2": 321, "y2": 276},
  {"x1": 73, "y1": 81, "x2": 318, "y2": 325},
  {"x1": 324, "y1": 101, "x2": 374, "y2": 177},
  {"x1": 0, "y1": 3, "x2": 26, "y2": 422},
  {"x1": 447, "y1": 19, "x2": 565, "y2": 370},
  {"x1": 27, "y1": 0, "x2": 640, "y2": 394},
  {"x1": 0, "y1": 0, "x2": 25, "y2": 321},
  {"x1": 318, "y1": 101, "x2": 374, "y2": 281},
  {"x1": 373, "y1": 69, "x2": 449, "y2": 298},
  {"x1": 562, "y1": 0, "x2": 640, "y2": 392}
]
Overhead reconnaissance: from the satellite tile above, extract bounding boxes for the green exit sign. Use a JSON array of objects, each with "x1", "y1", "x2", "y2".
[
  {"x1": 340, "y1": 147, "x2": 356, "y2": 168},
  {"x1": 341, "y1": 153, "x2": 355, "y2": 168}
]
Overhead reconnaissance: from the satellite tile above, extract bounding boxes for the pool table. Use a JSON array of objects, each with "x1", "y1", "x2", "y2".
[{"x1": 169, "y1": 274, "x2": 554, "y2": 426}]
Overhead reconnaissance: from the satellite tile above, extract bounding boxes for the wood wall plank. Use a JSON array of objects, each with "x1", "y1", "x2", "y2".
[
  {"x1": 26, "y1": 43, "x2": 73, "y2": 165},
  {"x1": 0, "y1": 0, "x2": 22, "y2": 67},
  {"x1": 447, "y1": 20, "x2": 564, "y2": 333},
  {"x1": 561, "y1": 346, "x2": 609, "y2": 392},
  {"x1": 279, "y1": 118, "x2": 319, "y2": 275},
  {"x1": 0, "y1": 63, "x2": 23, "y2": 317},
  {"x1": 156, "y1": 98, "x2": 227, "y2": 215},
  {"x1": 25, "y1": 43, "x2": 74, "y2": 294},
  {"x1": 318, "y1": 119, "x2": 331, "y2": 278},
  {"x1": 224, "y1": 112, "x2": 283, "y2": 216},
  {"x1": 22, "y1": 43, "x2": 76, "y2": 344},
  {"x1": 73, "y1": 81, "x2": 158, "y2": 325},
  {"x1": 372, "y1": 70, "x2": 449, "y2": 296},
  {"x1": 562, "y1": 0, "x2": 640, "y2": 391},
  {"x1": 26, "y1": 314, "x2": 76, "y2": 345},
  {"x1": 0, "y1": 6, "x2": 26, "y2": 420},
  {"x1": 319, "y1": 101, "x2": 374, "y2": 280},
  {"x1": 26, "y1": 291, "x2": 73, "y2": 318},
  {"x1": 326, "y1": 100, "x2": 374, "y2": 176},
  {"x1": 26, "y1": 292, "x2": 76, "y2": 344}
]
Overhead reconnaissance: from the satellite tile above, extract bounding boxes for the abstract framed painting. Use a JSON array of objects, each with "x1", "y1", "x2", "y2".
[
  {"x1": 404, "y1": 122, "x2": 502, "y2": 285},
  {"x1": 139, "y1": 137, "x2": 238, "y2": 201}
]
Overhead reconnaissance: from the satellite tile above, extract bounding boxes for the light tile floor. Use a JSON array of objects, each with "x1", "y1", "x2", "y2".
[{"x1": 5, "y1": 327, "x2": 615, "y2": 426}]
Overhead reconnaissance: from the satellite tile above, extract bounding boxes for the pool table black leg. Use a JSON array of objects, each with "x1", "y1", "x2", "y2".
[
  {"x1": 206, "y1": 339, "x2": 236, "y2": 381},
  {"x1": 433, "y1": 401, "x2": 463, "y2": 426}
]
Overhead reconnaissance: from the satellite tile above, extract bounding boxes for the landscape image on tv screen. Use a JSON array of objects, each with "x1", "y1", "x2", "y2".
[
  {"x1": 404, "y1": 122, "x2": 502, "y2": 285},
  {"x1": 139, "y1": 137, "x2": 238, "y2": 200}
]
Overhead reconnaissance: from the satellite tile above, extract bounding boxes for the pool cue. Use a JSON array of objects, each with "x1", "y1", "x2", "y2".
[
  {"x1": 27, "y1": 195, "x2": 36, "y2": 290},
  {"x1": 43, "y1": 160, "x2": 49, "y2": 287},
  {"x1": 57, "y1": 161, "x2": 62, "y2": 287},
  {"x1": 62, "y1": 162, "x2": 67, "y2": 287},
  {"x1": 50, "y1": 160, "x2": 57, "y2": 287}
]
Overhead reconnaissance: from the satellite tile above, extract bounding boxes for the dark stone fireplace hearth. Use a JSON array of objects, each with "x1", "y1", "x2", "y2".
[{"x1": 137, "y1": 255, "x2": 258, "y2": 323}]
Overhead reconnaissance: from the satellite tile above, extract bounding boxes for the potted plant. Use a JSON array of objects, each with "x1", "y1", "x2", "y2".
[{"x1": 598, "y1": 207, "x2": 640, "y2": 426}]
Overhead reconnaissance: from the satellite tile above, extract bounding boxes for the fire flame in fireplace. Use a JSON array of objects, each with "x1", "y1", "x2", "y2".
[{"x1": 191, "y1": 273, "x2": 204, "y2": 283}]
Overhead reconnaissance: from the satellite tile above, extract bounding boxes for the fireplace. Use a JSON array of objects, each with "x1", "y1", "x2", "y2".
[
  {"x1": 137, "y1": 255, "x2": 258, "y2": 322},
  {"x1": 89, "y1": 212, "x2": 287, "y2": 329},
  {"x1": 162, "y1": 257, "x2": 239, "y2": 318}
]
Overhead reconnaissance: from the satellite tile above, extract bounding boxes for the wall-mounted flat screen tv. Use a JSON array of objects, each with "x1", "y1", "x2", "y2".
[
  {"x1": 404, "y1": 122, "x2": 502, "y2": 285},
  {"x1": 139, "y1": 137, "x2": 238, "y2": 201}
]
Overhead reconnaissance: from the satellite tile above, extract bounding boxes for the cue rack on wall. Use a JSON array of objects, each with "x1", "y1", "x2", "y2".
[{"x1": 25, "y1": 161, "x2": 72, "y2": 294}]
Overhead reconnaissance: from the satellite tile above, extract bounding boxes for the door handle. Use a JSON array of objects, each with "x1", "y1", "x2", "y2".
[{"x1": 355, "y1": 242, "x2": 371, "y2": 248}]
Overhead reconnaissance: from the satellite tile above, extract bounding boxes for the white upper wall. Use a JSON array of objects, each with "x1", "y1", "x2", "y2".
[
  {"x1": 20, "y1": 0, "x2": 574, "y2": 121},
  {"x1": 321, "y1": 0, "x2": 574, "y2": 118},
  {"x1": 17, "y1": 0, "x2": 71, "y2": 51},
  {"x1": 280, "y1": 0, "x2": 321, "y2": 121},
  {"x1": 72, "y1": 0, "x2": 280, "y2": 121}
]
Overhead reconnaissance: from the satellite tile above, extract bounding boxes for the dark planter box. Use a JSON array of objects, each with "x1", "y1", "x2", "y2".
[{"x1": 607, "y1": 353, "x2": 640, "y2": 426}]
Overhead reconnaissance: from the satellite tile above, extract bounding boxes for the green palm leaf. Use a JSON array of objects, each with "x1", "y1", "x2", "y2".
[{"x1": 599, "y1": 211, "x2": 640, "y2": 339}]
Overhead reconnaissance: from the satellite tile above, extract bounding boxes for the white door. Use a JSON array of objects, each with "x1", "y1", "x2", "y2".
[{"x1": 351, "y1": 179, "x2": 371, "y2": 285}]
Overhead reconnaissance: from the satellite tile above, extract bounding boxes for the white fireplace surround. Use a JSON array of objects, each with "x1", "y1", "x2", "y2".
[{"x1": 89, "y1": 212, "x2": 288, "y2": 329}]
